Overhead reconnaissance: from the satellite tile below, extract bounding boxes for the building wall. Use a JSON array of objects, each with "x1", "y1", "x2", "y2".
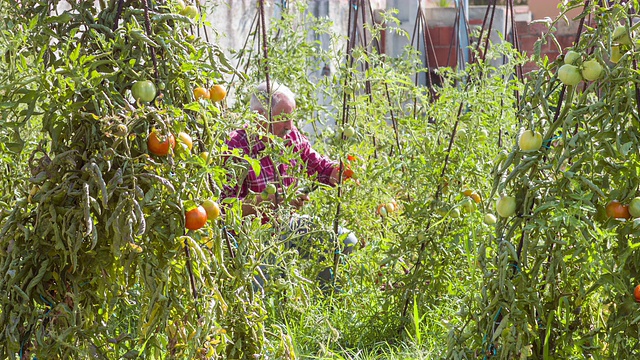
[{"x1": 528, "y1": 0, "x2": 582, "y2": 20}]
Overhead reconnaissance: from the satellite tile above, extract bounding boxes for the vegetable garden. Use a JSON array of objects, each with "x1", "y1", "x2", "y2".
[{"x1": 1, "y1": 0, "x2": 640, "y2": 358}]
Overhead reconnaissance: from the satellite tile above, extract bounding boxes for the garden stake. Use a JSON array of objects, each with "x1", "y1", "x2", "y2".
[
  {"x1": 183, "y1": 237, "x2": 201, "y2": 320},
  {"x1": 142, "y1": 0, "x2": 160, "y2": 81},
  {"x1": 112, "y1": 0, "x2": 125, "y2": 32}
]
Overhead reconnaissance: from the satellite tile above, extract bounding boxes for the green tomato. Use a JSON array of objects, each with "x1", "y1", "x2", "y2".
[
  {"x1": 180, "y1": 5, "x2": 199, "y2": 19},
  {"x1": 131, "y1": 80, "x2": 156, "y2": 102},
  {"x1": 613, "y1": 25, "x2": 631, "y2": 45},
  {"x1": 611, "y1": 45, "x2": 623, "y2": 64},
  {"x1": 518, "y1": 130, "x2": 543, "y2": 152},
  {"x1": 457, "y1": 128, "x2": 467, "y2": 140},
  {"x1": 478, "y1": 128, "x2": 489, "y2": 142},
  {"x1": 483, "y1": 213, "x2": 497, "y2": 225},
  {"x1": 581, "y1": 59, "x2": 602, "y2": 81},
  {"x1": 557, "y1": 64, "x2": 582, "y2": 86},
  {"x1": 265, "y1": 183, "x2": 277, "y2": 195},
  {"x1": 496, "y1": 196, "x2": 516, "y2": 218},
  {"x1": 343, "y1": 126, "x2": 355, "y2": 139},
  {"x1": 563, "y1": 50, "x2": 580, "y2": 65},
  {"x1": 461, "y1": 198, "x2": 476, "y2": 213},
  {"x1": 629, "y1": 197, "x2": 640, "y2": 218}
]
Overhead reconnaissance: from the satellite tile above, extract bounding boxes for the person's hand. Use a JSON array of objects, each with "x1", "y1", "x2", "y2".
[{"x1": 290, "y1": 192, "x2": 310, "y2": 209}]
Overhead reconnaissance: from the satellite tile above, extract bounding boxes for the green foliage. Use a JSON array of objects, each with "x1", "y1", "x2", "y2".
[
  {"x1": 5, "y1": 0, "x2": 639, "y2": 359},
  {"x1": 449, "y1": 2, "x2": 640, "y2": 359}
]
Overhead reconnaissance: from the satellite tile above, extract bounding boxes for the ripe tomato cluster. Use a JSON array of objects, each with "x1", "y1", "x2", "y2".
[
  {"x1": 605, "y1": 198, "x2": 640, "y2": 220},
  {"x1": 185, "y1": 200, "x2": 221, "y2": 231},
  {"x1": 376, "y1": 200, "x2": 399, "y2": 217},
  {"x1": 193, "y1": 84, "x2": 227, "y2": 102}
]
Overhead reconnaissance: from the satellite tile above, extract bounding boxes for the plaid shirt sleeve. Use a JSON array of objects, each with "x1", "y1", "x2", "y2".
[
  {"x1": 221, "y1": 130, "x2": 251, "y2": 200},
  {"x1": 289, "y1": 127, "x2": 337, "y2": 185}
]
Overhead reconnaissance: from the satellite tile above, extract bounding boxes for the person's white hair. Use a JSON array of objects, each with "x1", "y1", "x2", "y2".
[{"x1": 250, "y1": 81, "x2": 296, "y2": 115}]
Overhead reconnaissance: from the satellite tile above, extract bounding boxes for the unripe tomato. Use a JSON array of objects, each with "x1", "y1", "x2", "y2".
[
  {"x1": 147, "y1": 131, "x2": 176, "y2": 156},
  {"x1": 518, "y1": 130, "x2": 543, "y2": 152},
  {"x1": 478, "y1": 128, "x2": 489, "y2": 142},
  {"x1": 177, "y1": 131, "x2": 193, "y2": 151},
  {"x1": 613, "y1": 25, "x2": 631, "y2": 45},
  {"x1": 343, "y1": 126, "x2": 355, "y2": 138},
  {"x1": 199, "y1": 151, "x2": 209, "y2": 163},
  {"x1": 209, "y1": 84, "x2": 227, "y2": 102},
  {"x1": 629, "y1": 197, "x2": 640, "y2": 218},
  {"x1": 174, "y1": 0, "x2": 185, "y2": 10},
  {"x1": 635, "y1": 284, "x2": 640, "y2": 302},
  {"x1": 483, "y1": 213, "x2": 497, "y2": 225},
  {"x1": 461, "y1": 198, "x2": 476, "y2": 213},
  {"x1": 185, "y1": 206, "x2": 208, "y2": 230},
  {"x1": 385, "y1": 202, "x2": 396, "y2": 214},
  {"x1": 496, "y1": 196, "x2": 516, "y2": 218},
  {"x1": 457, "y1": 128, "x2": 467, "y2": 140},
  {"x1": 180, "y1": 5, "x2": 199, "y2": 18},
  {"x1": 557, "y1": 64, "x2": 582, "y2": 86},
  {"x1": 193, "y1": 87, "x2": 210, "y2": 100},
  {"x1": 581, "y1": 60, "x2": 602, "y2": 81},
  {"x1": 377, "y1": 204, "x2": 388, "y2": 217},
  {"x1": 611, "y1": 45, "x2": 623, "y2": 64},
  {"x1": 265, "y1": 183, "x2": 277, "y2": 195},
  {"x1": 563, "y1": 50, "x2": 580, "y2": 65},
  {"x1": 606, "y1": 200, "x2": 631, "y2": 219},
  {"x1": 131, "y1": 80, "x2": 157, "y2": 102},
  {"x1": 202, "y1": 199, "x2": 221, "y2": 221},
  {"x1": 449, "y1": 208, "x2": 460, "y2": 218}
]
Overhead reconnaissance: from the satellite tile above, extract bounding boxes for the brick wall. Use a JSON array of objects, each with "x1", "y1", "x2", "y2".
[{"x1": 426, "y1": 19, "x2": 579, "y2": 74}]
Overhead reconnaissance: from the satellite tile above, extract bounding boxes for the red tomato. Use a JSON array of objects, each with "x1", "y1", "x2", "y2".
[
  {"x1": 185, "y1": 206, "x2": 207, "y2": 230},
  {"x1": 606, "y1": 200, "x2": 631, "y2": 219},
  {"x1": 147, "y1": 131, "x2": 176, "y2": 156},
  {"x1": 635, "y1": 284, "x2": 640, "y2": 302}
]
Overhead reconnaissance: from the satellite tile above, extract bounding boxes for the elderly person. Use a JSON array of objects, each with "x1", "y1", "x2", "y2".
[
  {"x1": 221, "y1": 81, "x2": 358, "y2": 283},
  {"x1": 221, "y1": 81, "x2": 342, "y2": 214}
]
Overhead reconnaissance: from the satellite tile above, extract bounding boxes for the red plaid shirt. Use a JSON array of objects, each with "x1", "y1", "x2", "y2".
[{"x1": 221, "y1": 126, "x2": 336, "y2": 200}]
